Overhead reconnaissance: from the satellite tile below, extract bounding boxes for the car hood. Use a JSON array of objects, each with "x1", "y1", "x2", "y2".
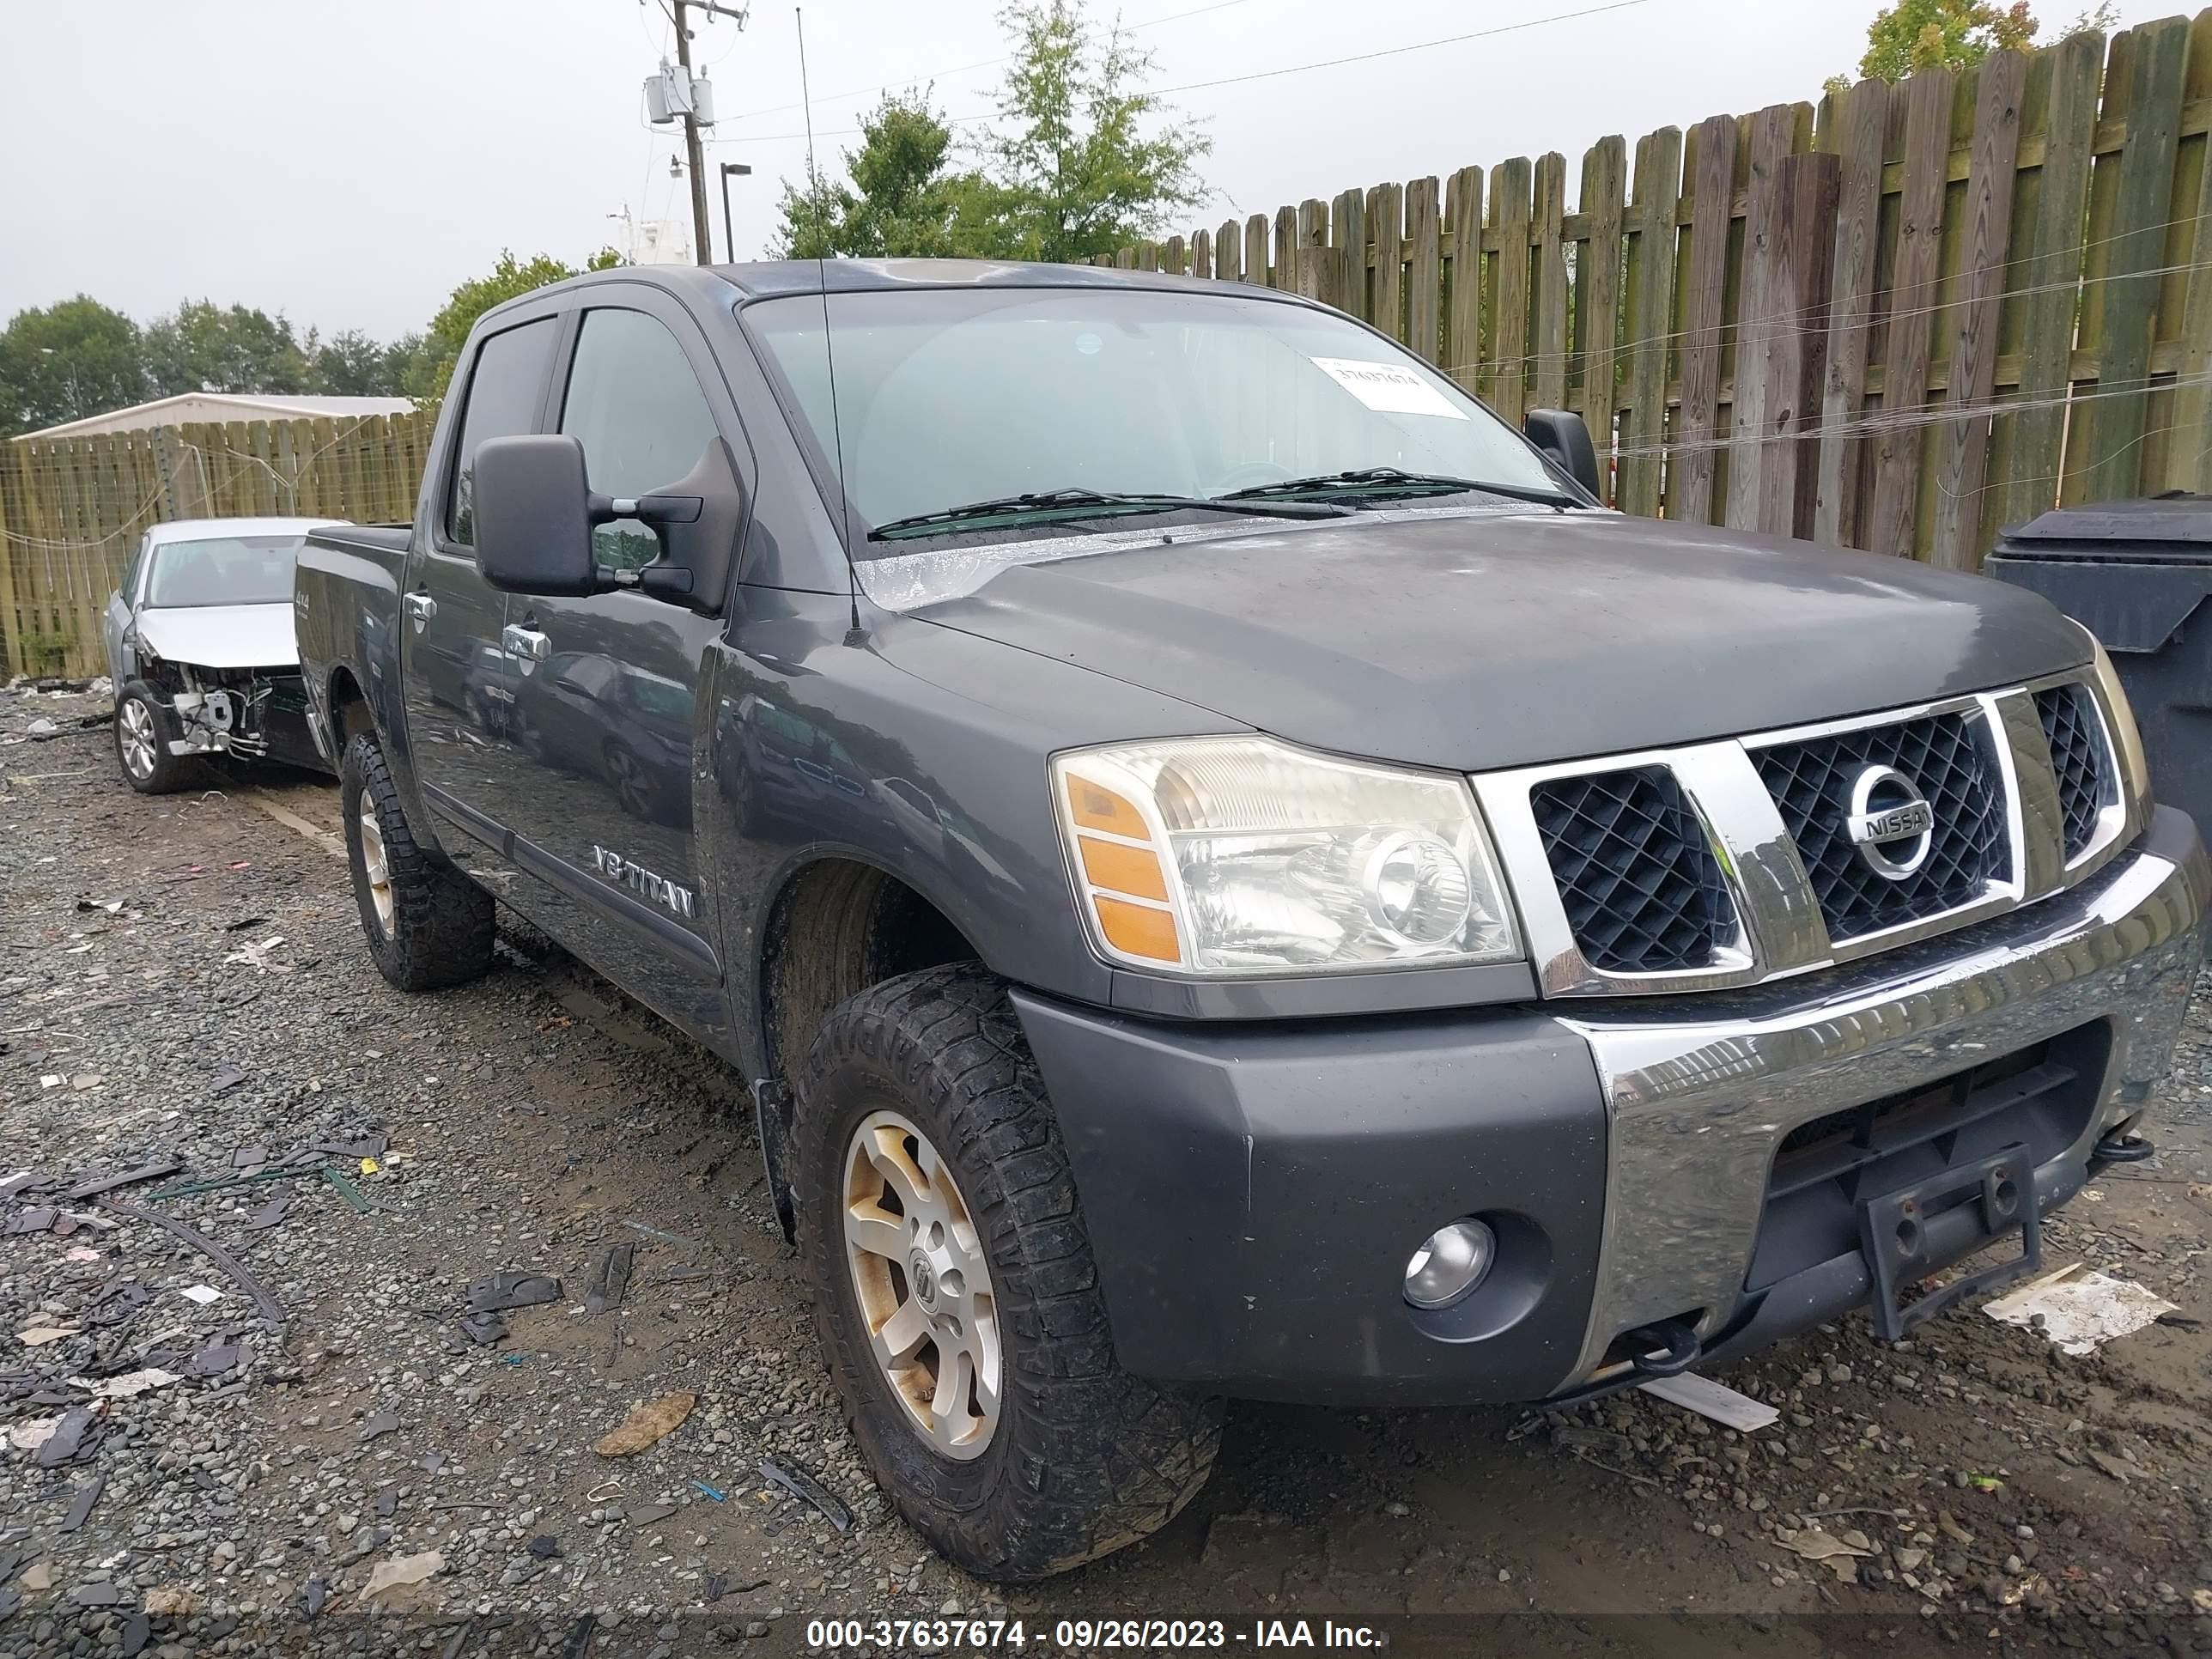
[
  {"x1": 906, "y1": 510, "x2": 2092, "y2": 772},
  {"x1": 131, "y1": 603, "x2": 299, "y2": 671}
]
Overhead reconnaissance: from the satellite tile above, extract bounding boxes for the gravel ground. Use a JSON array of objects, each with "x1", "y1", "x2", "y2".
[{"x1": 7, "y1": 681, "x2": 2212, "y2": 1659}]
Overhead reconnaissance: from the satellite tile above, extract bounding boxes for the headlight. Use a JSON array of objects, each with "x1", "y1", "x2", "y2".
[
  {"x1": 1051, "y1": 736, "x2": 1520, "y2": 975},
  {"x1": 2081, "y1": 629, "x2": 2152, "y2": 823}
]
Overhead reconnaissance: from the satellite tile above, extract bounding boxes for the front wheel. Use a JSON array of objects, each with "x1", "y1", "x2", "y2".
[
  {"x1": 339, "y1": 731, "x2": 497, "y2": 991},
  {"x1": 113, "y1": 682, "x2": 191, "y2": 794},
  {"x1": 796, "y1": 963, "x2": 1224, "y2": 1582}
]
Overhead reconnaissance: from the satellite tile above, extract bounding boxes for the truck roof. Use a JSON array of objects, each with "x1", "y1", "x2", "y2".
[{"x1": 479, "y1": 258, "x2": 1314, "y2": 321}]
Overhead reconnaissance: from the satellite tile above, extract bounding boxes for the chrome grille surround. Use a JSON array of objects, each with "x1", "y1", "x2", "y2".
[{"x1": 1476, "y1": 669, "x2": 2136, "y2": 998}]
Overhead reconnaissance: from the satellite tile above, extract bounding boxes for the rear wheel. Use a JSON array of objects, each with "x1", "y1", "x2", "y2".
[
  {"x1": 340, "y1": 730, "x2": 496, "y2": 991},
  {"x1": 796, "y1": 963, "x2": 1224, "y2": 1581},
  {"x1": 112, "y1": 682, "x2": 191, "y2": 794}
]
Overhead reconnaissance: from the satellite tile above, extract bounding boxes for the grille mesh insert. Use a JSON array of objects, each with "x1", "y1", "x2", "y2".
[
  {"x1": 2037, "y1": 683, "x2": 2111, "y2": 862},
  {"x1": 1753, "y1": 710, "x2": 2009, "y2": 942},
  {"x1": 1530, "y1": 766, "x2": 1735, "y2": 973}
]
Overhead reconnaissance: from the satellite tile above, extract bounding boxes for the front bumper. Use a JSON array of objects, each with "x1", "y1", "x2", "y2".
[{"x1": 1014, "y1": 805, "x2": 2209, "y2": 1406}]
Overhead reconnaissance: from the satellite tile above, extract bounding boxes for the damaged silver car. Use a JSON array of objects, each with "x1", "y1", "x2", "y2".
[{"x1": 101, "y1": 517, "x2": 341, "y2": 793}]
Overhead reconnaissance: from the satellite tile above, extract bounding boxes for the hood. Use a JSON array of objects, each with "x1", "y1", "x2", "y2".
[
  {"x1": 131, "y1": 603, "x2": 299, "y2": 672},
  {"x1": 908, "y1": 511, "x2": 2091, "y2": 772}
]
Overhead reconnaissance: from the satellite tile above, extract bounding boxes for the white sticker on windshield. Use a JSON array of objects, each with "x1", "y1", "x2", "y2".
[{"x1": 1310, "y1": 356, "x2": 1468, "y2": 420}]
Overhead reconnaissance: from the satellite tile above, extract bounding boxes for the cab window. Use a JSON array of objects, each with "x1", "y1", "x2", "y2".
[
  {"x1": 447, "y1": 318, "x2": 557, "y2": 546},
  {"x1": 559, "y1": 308, "x2": 723, "y2": 571}
]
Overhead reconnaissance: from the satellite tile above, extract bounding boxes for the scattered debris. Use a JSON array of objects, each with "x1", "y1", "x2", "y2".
[
  {"x1": 527, "y1": 1535, "x2": 562, "y2": 1559},
  {"x1": 96, "y1": 1198, "x2": 287, "y2": 1326},
  {"x1": 757, "y1": 1453, "x2": 854, "y2": 1533},
  {"x1": 629, "y1": 1502, "x2": 676, "y2": 1527},
  {"x1": 1637, "y1": 1371, "x2": 1780, "y2": 1431},
  {"x1": 58, "y1": 1480, "x2": 102, "y2": 1533},
  {"x1": 33, "y1": 1407, "x2": 95, "y2": 1468},
  {"x1": 242, "y1": 1194, "x2": 292, "y2": 1231},
  {"x1": 690, "y1": 1479, "x2": 726, "y2": 1502},
  {"x1": 142, "y1": 1586, "x2": 199, "y2": 1617},
  {"x1": 62, "y1": 1156, "x2": 185, "y2": 1202},
  {"x1": 118, "y1": 1613, "x2": 149, "y2": 1656},
  {"x1": 585, "y1": 1244, "x2": 634, "y2": 1316},
  {"x1": 465, "y1": 1271, "x2": 562, "y2": 1314},
  {"x1": 178, "y1": 1285, "x2": 222, "y2": 1307},
  {"x1": 6, "y1": 1417, "x2": 59, "y2": 1454},
  {"x1": 592, "y1": 1391, "x2": 695, "y2": 1457},
  {"x1": 360, "y1": 1550, "x2": 443, "y2": 1603},
  {"x1": 360, "y1": 1411, "x2": 400, "y2": 1442},
  {"x1": 301, "y1": 1577, "x2": 328, "y2": 1619},
  {"x1": 459, "y1": 1311, "x2": 508, "y2": 1347},
  {"x1": 81, "y1": 1368, "x2": 180, "y2": 1401},
  {"x1": 1983, "y1": 1262, "x2": 2179, "y2": 1355},
  {"x1": 16, "y1": 1326, "x2": 80, "y2": 1346}
]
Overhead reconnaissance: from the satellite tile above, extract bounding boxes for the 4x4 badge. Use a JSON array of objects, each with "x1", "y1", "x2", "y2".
[{"x1": 1845, "y1": 763, "x2": 1936, "y2": 880}]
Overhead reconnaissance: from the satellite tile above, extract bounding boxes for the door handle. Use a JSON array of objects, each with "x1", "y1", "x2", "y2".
[
  {"x1": 501, "y1": 623, "x2": 550, "y2": 663},
  {"x1": 404, "y1": 592, "x2": 437, "y2": 621}
]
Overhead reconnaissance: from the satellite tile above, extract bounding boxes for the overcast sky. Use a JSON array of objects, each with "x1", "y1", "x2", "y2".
[{"x1": 0, "y1": 0, "x2": 2185, "y2": 343}]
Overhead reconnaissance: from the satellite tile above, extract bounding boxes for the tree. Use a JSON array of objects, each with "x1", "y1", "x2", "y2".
[
  {"x1": 0, "y1": 297, "x2": 146, "y2": 437},
  {"x1": 976, "y1": 0, "x2": 1210, "y2": 263},
  {"x1": 142, "y1": 300, "x2": 311, "y2": 397},
  {"x1": 773, "y1": 93, "x2": 988, "y2": 259},
  {"x1": 769, "y1": 0, "x2": 1209, "y2": 264},
  {"x1": 305, "y1": 327, "x2": 423, "y2": 397},
  {"x1": 407, "y1": 247, "x2": 622, "y2": 404},
  {"x1": 1829, "y1": 0, "x2": 2114, "y2": 90}
]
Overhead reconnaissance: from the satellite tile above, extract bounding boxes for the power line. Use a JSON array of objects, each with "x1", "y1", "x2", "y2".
[
  {"x1": 721, "y1": 0, "x2": 1260, "y2": 126},
  {"x1": 726, "y1": 0, "x2": 1658, "y2": 145}
]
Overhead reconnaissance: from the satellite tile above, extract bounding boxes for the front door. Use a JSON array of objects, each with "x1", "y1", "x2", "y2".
[
  {"x1": 495, "y1": 297, "x2": 732, "y2": 1026},
  {"x1": 399, "y1": 314, "x2": 559, "y2": 848}
]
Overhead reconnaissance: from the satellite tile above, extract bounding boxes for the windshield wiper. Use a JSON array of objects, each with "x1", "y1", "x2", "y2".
[
  {"x1": 867, "y1": 487, "x2": 1350, "y2": 542},
  {"x1": 1218, "y1": 466, "x2": 1583, "y2": 508}
]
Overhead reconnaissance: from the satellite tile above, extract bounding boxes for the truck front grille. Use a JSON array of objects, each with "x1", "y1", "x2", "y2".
[
  {"x1": 1483, "y1": 672, "x2": 2131, "y2": 994},
  {"x1": 1752, "y1": 710, "x2": 2010, "y2": 943},
  {"x1": 1530, "y1": 766, "x2": 1735, "y2": 973},
  {"x1": 2037, "y1": 682, "x2": 2111, "y2": 862}
]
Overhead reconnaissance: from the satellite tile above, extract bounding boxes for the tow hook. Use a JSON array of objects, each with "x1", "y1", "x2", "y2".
[
  {"x1": 2093, "y1": 1130, "x2": 2155, "y2": 1164},
  {"x1": 1621, "y1": 1317, "x2": 1702, "y2": 1379}
]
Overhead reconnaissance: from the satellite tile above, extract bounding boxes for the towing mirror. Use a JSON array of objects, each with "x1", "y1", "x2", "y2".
[
  {"x1": 1523, "y1": 409, "x2": 1601, "y2": 501},
  {"x1": 473, "y1": 434, "x2": 604, "y2": 598}
]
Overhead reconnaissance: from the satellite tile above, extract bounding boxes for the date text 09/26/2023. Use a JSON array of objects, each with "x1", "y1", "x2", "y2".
[{"x1": 805, "y1": 1618, "x2": 1388, "y2": 1650}]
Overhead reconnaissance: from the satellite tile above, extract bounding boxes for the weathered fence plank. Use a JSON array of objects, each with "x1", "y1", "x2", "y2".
[
  {"x1": 1489, "y1": 156, "x2": 1535, "y2": 429},
  {"x1": 1674, "y1": 113, "x2": 1737, "y2": 525},
  {"x1": 1406, "y1": 177, "x2": 1443, "y2": 364},
  {"x1": 1531, "y1": 154, "x2": 1570, "y2": 411},
  {"x1": 1617, "y1": 126, "x2": 1683, "y2": 520},
  {"x1": 1931, "y1": 50, "x2": 2027, "y2": 569},
  {"x1": 1867, "y1": 69, "x2": 1957, "y2": 556},
  {"x1": 1577, "y1": 137, "x2": 1627, "y2": 495},
  {"x1": 2079, "y1": 15, "x2": 2190, "y2": 502}
]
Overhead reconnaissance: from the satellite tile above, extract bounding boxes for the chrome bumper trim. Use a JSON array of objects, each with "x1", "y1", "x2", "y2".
[{"x1": 1557, "y1": 810, "x2": 2209, "y2": 1389}]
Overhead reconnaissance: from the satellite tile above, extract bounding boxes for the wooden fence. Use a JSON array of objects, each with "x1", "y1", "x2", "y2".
[
  {"x1": 5, "y1": 13, "x2": 2209, "y2": 676},
  {"x1": 0, "y1": 410, "x2": 432, "y2": 677},
  {"x1": 1098, "y1": 10, "x2": 2212, "y2": 567}
]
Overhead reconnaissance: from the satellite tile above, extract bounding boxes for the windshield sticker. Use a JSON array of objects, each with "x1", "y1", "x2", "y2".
[{"x1": 1309, "y1": 356, "x2": 1468, "y2": 420}]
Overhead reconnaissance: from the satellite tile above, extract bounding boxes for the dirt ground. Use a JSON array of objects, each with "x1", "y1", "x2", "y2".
[{"x1": 7, "y1": 682, "x2": 2212, "y2": 1658}]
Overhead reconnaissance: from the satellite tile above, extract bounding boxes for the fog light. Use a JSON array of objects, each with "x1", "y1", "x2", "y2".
[{"x1": 1402, "y1": 1218, "x2": 1496, "y2": 1310}]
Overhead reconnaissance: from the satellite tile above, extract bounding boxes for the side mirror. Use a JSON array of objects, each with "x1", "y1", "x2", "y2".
[
  {"x1": 474, "y1": 434, "x2": 603, "y2": 597},
  {"x1": 1523, "y1": 409, "x2": 1601, "y2": 501}
]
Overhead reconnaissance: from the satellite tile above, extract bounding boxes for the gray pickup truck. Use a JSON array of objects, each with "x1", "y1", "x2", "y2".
[{"x1": 295, "y1": 260, "x2": 2209, "y2": 1582}]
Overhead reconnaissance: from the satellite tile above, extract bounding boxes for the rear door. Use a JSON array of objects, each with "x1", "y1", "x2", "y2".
[
  {"x1": 399, "y1": 313, "x2": 559, "y2": 849},
  {"x1": 495, "y1": 293, "x2": 735, "y2": 1019}
]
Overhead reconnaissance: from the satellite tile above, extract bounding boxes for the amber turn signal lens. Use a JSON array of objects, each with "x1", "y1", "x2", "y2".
[
  {"x1": 1092, "y1": 895, "x2": 1181, "y2": 963},
  {"x1": 1066, "y1": 776, "x2": 1150, "y2": 838},
  {"x1": 1079, "y1": 835, "x2": 1170, "y2": 901}
]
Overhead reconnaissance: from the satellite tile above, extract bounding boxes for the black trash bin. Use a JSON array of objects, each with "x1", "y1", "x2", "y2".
[{"x1": 1985, "y1": 495, "x2": 2212, "y2": 838}]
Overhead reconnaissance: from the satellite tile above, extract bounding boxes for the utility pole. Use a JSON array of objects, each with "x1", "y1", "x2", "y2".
[{"x1": 671, "y1": 2, "x2": 714, "y2": 264}]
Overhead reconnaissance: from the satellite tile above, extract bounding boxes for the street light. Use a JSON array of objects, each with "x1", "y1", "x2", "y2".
[{"x1": 719, "y1": 162, "x2": 751, "y2": 264}]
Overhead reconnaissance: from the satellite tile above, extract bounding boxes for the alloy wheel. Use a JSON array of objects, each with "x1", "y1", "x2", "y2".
[
  {"x1": 356, "y1": 788, "x2": 396, "y2": 935},
  {"x1": 118, "y1": 698, "x2": 156, "y2": 781},
  {"x1": 842, "y1": 1109, "x2": 1002, "y2": 1460}
]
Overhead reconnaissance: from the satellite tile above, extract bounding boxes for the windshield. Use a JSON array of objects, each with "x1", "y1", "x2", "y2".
[
  {"x1": 143, "y1": 534, "x2": 305, "y2": 608},
  {"x1": 744, "y1": 287, "x2": 1563, "y2": 554}
]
